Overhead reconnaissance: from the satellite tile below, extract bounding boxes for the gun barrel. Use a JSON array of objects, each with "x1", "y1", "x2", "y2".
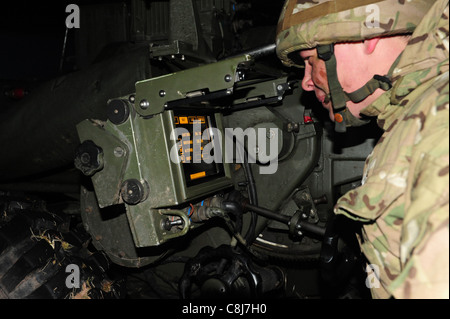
[
  {"x1": 0, "y1": 44, "x2": 152, "y2": 182},
  {"x1": 225, "y1": 43, "x2": 276, "y2": 60}
]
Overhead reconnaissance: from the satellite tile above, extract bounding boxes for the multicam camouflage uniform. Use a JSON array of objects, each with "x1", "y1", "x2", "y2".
[
  {"x1": 337, "y1": 0, "x2": 449, "y2": 298},
  {"x1": 276, "y1": 0, "x2": 449, "y2": 298}
]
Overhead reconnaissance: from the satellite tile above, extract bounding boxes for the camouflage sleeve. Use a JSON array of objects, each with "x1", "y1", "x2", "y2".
[
  {"x1": 391, "y1": 216, "x2": 449, "y2": 298},
  {"x1": 390, "y1": 135, "x2": 449, "y2": 298},
  {"x1": 389, "y1": 77, "x2": 449, "y2": 299}
]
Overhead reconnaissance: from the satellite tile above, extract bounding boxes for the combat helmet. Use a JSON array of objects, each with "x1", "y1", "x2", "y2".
[{"x1": 276, "y1": 0, "x2": 435, "y2": 132}]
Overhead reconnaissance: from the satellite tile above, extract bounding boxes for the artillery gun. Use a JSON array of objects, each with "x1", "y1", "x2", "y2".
[{"x1": 0, "y1": 0, "x2": 380, "y2": 299}]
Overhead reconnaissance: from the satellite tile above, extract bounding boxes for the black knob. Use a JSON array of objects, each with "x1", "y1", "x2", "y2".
[
  {"x1": 74, "y1": 140, "x2": 104, "y2": 176},
  {"x1": 120, "y1": 179, "x2": 149, "y2": 205},
  {"x1": 107, "y1": 99, "x2": 130, "y2": 125}
]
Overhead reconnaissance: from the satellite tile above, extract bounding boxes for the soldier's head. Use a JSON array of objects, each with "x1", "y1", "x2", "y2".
[{"x1": 275, "y1": 0, "x2": 435, "y2": 131}]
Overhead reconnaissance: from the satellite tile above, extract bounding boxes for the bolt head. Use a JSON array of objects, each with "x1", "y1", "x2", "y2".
[
  {"x1": 139, "y1": 99, "x2": 150, "y2": 110},
  {"x1": 114, "y1": 147, "x2": 125, "y2": 157},
  {"x1": 120, "y1": 179, "x2": 149, "y2": 205}
]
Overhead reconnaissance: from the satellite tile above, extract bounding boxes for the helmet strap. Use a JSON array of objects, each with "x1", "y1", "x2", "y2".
[
  {"x1": 316, "y1": 44, "x2": 395, "y2": 133},
  {"x1": 317, "y1": 44, "x2": 350, "y2": 132}
]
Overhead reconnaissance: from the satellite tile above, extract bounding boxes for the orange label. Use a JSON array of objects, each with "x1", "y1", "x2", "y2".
[{"x1": 190, "y1": 171, "x2": 206, "y2": 180}]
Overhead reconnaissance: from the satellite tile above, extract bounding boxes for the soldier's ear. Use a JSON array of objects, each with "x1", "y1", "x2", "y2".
[{"x1": 363, "y1": 37, "x2": 380, "y2": 55}]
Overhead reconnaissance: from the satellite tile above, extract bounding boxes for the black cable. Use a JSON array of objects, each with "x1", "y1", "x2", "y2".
[
  {"x1": 222, "y1": 199, "x2": 243, "y2": 236},
  {"x1": 242, "y1": 148, "x2": 258, "y2": 246}
]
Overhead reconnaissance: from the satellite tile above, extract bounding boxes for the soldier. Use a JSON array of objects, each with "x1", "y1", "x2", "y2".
[{"x1": 276, "y1": 0, "x2": 449, "y2": 298}]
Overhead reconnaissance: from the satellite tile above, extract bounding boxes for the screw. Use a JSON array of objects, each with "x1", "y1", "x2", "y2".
[
  {"x1": 159, "y1": 90, "x2": 166, "y2": 97},
  {"x1": 139, "y1": 99, "x2": 149, "y2": 110},
  {"x1": 224, "y1": 74, "x2": 232, "y2": 82},
  {"x1": 114, "y1": 147, "x2": 125, "y2": 157}
]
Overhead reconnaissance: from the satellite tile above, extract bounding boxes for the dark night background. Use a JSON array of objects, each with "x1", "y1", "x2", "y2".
[
  {"x1": 0, "y1": 1, "x2": 283, "y2": 81},
  {"x1": 1, "y1": 2, "x2": 70, "y2": 81}
]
